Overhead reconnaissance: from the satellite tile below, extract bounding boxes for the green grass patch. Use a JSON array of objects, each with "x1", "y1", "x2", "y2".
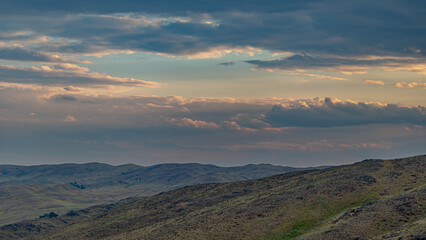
[
  {"x1": 270, "y1": 220, "x2": 311, "y2": 240},
  {"x1": 266, "y1": 192, "x2": 379, "y2": 240}
]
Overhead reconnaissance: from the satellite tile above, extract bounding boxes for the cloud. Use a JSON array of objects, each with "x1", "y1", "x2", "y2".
[
  {"x1": 63, "y1": 86, "x2": 79, "y2": 91},
  {"x1": 1, "y1": 87, "x2": 424, "y2": 129},
  {"x1": 3, "y1": 86, "x2": 423, "y2": 130},
  {"x1": 0, "y1": 86, "x2": 285, "y2": 131},
  {"x1": 298, "y1": 73, "x2": 349, "y2": 81},
  {"x1": 364, "y1": 80, "x2": 385, "y2": 85},
  {"x1": 64, "y1": 115, "x2": 76, "y2": 122},
  {"x1": 0, "y1": 1, "x2": 311, "y2": 15},
  {"x1": 363, "y1": 80, "x2": 426, "y2": 89},
  {"x1": 218, "y1": 62, "x2": 235, "y2": 66},
  {"x1": 0, "y1": 31, "x2": 51, "y2": 45},
  {"x1": 221, "y1": 121, "x2": 257, "y2": 132},
  {"x1": 246, "y1": 54, "x2": 426, "y2": 75},
  {"x1": 265, "y1": 97, "x2": 426, "y2": 127},
  {"x1": 0, "y1": 1, "x2": 424, "y2": 71},
  {"x1": 53, "y1": 63, "x2": 89, "y2": 72},
  {"x1": 50, "y1": 94, "x2": 78, "y2": 102},
  {"x1": 0, "y1": 45, "x2": 87, "y2": 63},
  {"x1": 0, "y1": 64, "x2": 163, "y2": 88},
  {"x1": 223, "y1": 140, "x2": 393, "y2": 152},
  {"x1": 1, "y1": 87, "x2": 425, "y2": 165},
  {"x1": 0, "y1": 1, "x2": 424, "y2": 166},
  {"x1": 395, "y1": 82, "x2": 426, "y2": 89},
  {"x1": 167, "y1": 117, "x2": 259, "y2": 132},
  {"x1": 168, "y1": 117, "x2": 221, "y2": 129},
  {"x1": 178, "y1": 46, "x2": 262, "y2": 59}
]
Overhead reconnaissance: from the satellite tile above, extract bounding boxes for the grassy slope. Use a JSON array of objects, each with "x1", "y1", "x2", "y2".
[
  {"x1": 0, "y1": 162, "x2": 301, "y2": 225},
  {"x1": 299, "y1": 187, "x2": 425, "y2": 239},
  {"x1": 1, "y1": 155, "x2": 424, "y2": 240}
]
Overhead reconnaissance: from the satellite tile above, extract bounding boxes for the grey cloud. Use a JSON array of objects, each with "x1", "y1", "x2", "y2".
[
  {"x1": 218, "y1": 62, "x2": 235, "y2": 66},
  {"x1": 0, "y1": 46, "x2": 82, "y2": 63},
  {"x1": 0, "y1": 65, "x2": 162, "y2": 88},
  {"x1": 0, "y1": 0, "x2": 424, "y2": 67},
  {"x1": 50, "y1": 94, "x2": 78, "y2": 102},
  {"x1": 0, "y1": 0, "x2": 314, "y2": 15},
  {"x1": 246, "y1": 54, "x2": 426, "y2": 74},
  {"x1": 265, "y1": 97, "x2": 426, "y2": 127},
  {"x1": 247, "y1": 54, "x2": 368, "y2": 70}
]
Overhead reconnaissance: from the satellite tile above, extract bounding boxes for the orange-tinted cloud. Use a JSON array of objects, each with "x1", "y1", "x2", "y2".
[
  {"x1": 363, "y1": 80, "x2": 385, "y2": 85},
  {"x1": 395, "y1": 82, "x2": 426, "y2": 89}
]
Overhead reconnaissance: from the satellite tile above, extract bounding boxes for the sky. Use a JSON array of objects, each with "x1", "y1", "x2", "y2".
[{"x1": 0, "y1": 0, "x2": 425, "y2": 167}]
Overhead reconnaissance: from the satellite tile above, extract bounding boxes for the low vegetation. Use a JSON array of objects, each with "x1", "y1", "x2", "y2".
[
  {"x1": 0, "y1": 155, "x2": 424, "y2": 239},
  {"x1": 38, "y1": 212, "x2": 58, "y2": 219}
]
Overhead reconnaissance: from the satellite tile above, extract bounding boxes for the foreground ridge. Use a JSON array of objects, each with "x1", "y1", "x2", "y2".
[{"x1": 0, "y1": 155, "x2": 425, "y2": 239}]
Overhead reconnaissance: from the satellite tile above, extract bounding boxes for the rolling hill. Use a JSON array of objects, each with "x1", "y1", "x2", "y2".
[
  {"x1": 0, "y1": 155, "x2": 424, "y2": 239},
  {"x1": 0, "y1": 162, "x2": 308, "y2": 225}
]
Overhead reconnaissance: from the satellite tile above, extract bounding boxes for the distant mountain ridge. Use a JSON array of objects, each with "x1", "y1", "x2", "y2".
[
  {"x1": 0, "y1": 162, "x2": 314, "y2": 225},
  {"x1": 0, "y1": 155, "x2": 424, "y2": 240},
  {"x1": 0, "y1": 162, "x2": 315, "y2": 187}
]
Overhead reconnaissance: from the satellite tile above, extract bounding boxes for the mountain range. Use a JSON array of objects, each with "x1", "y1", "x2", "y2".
[
  {"x1": 0, "y1": 162, "x2": 313, "y2": 225},
  {"x1": 0, "y1": 155, "x2": 424, "y2": 239}
]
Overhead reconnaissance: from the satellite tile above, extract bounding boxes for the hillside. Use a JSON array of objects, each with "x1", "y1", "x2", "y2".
[
  {"x1": 0, "y1": 155, "x2": 424, "y2": 239},
  {"x1": 0, "y1": 162, "x2": 305, "y2": 225}
]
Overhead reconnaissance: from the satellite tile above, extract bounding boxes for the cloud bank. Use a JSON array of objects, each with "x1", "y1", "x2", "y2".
[
  {"x1": 265, "y1": 97, "x2": 426, "y2": 127},
  {"x1": 1, "y1": 86, "x2": 424, "y2": 129}
]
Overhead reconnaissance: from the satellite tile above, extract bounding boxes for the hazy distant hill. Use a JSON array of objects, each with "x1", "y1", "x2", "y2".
[
  {"x1": 0, "y1": 162, "x2": 310, "y2": 225},
  {"x1": 0, "y1": 155, "x2": 424, "y2": 240}
]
